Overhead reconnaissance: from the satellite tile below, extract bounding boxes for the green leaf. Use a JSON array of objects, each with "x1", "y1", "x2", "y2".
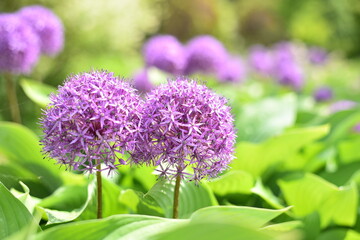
[
  {"x1": 232, "y1": 125, "x2": 329, "y2": 177},
  {"x1": 206, "y1": 170, "x2": 254, "y2": 196},
  {"x1": 234, "y1": 94, "x2": 296, "y2": 142},
  {"x1": 338, "y1": 136, "x2": 360, "y2": 163},
  {"x1": 20, "y1": 78, "x2": 56, "y2": 108},
  {"x1": 317, "y1": 229, "x2": 360, "y2": 240},
  {"x1": 190, "y1": 206, "x2": 291, "y2": 228},
  {"x1": 0, "y1": 182, "x2": 35, "y2": 239},
  {"x1": 0, "y1": 122, "x2": 62, "y2": 196},
  {"x1": 34, "y1": 214, "x2": 186, "y2": 240},
  {"x1": 278, "y1": 173, "x2": 358, "y2": 228},
  {"x1": 251, "y1": 179, "x2": 285, "y2": 209}
]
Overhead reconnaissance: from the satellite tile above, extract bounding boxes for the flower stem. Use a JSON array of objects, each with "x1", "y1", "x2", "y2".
[
  {"x1": 4, "y1": 73, "x2": 21, "y2": 123},
  {"x1": 96, "y1": 164, "x2": 103, "y2": 219},
  {"x1": 172, "y1": 174, "x2": 181, "y2": 219}
]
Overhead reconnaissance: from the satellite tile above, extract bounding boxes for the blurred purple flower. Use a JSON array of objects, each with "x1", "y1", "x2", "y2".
[
  {"x1": 184, "y1": 35, "x2": 228, "y2": 75},
  {"x1": 330, "y1": 100, "x2": 357, "y2": 113},
  {"x1": 40, "y1": 70, "x2": 142, "y2": 174},
  {"x1": 18, "y1": 5, "x2": 64, "y2": 56},
  {"x1": 0, "y1": 13, "x2": 40, "y2": 74},
  {"x1": 313, "y1": 86, "x2": 333, "y2": 102},
  {"x1": 131, "y1": 77, "x2": 236, "y2": 182},
  {"x1": 353, "y1": 123, "x2": 360, "y2": 133},
  {"x1": 309, "y1": 47, "x2": 327, "y2": 65},
  {"x1": 143, "y1": 35, "x2": 186, "y2": 74},
  {"x1": 248, "y1": 45, "x2": 274, "y2": 76},
  {"x1": 133, "y1": 69, "x2": 154, "y2": 93},
  {"x1": 217, "y1": 56, "x2": 247, "y2": 83},
  {"x1": 275, "y1": 60, "x2": 304, "y2": 90}
]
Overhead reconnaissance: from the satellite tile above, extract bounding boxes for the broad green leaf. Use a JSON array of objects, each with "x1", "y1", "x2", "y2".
[
  {"x1": 34, "y1": 214, "x2": 186, "y2": 240},
  {"x1": 190, "y1": 206, "x2": 291, "y2": 228},
  {"x1": 151, "y1": 222, "x2": 275, "y2": 240},
  {"x1": 0, "y1": 122, "x2": 62, "y2": 195},
  {"x1": 20, "y1": 78, "x2": 56, "y2": 108},
  {"x1": 232, "y1": 125, "x2": 329, "y2": 177},
  {"x1": 320, "y1": 162, "x2": 360, "y2": 186},
  {"x1": 251, "y1": 179, "x2": 285, "y2": 209},
  {"x1": 0, "y1": 182, "x2": 35, "y2": 239},
  {"x1": 261, "y1": 220, "x2": 303, "y2": 232},
  {"x1": 234, "y1": 94, "x2": 296, "y2": 142},
  {"x1": 317, "y1": 229, "x2": 360, "y2": 240},
  {"x1": 338, "y1": 136, "x2": 360, "y2": 163},
  {"x1": 278, "y1": 173, "x2": 358, "y2": 228},
  {"x1": 206, "y1": 170, "x2": 254, "y2": 196},
  {"x1": 10, "y1": 181, "x2": 40, "y2": 214}
]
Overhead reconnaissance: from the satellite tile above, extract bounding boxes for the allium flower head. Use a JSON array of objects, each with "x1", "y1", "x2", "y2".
[
  {"x1": 217, "y1": 56, "x2": 247, "y2": 83},
  {"x1": 313, "y1": 86, "x2": 333, "y2": 102},
  {"x1": 18, "y1": 5, "x2": 64, "y2": 56},
  {"x1": 133, "y1": 69, "x2": 154, "y2": 93},
  {"x1": 143, "y1": 35, "x2": 186, "y2": 74},
  {"x1": 248, "y1": 45, "x2": 274, "y2": 76},
  {"x1": 0, "y1": 13, "x2": 40, "y2": 74},
  {"x1": 309, "y1": 47, "x2": 328, "y2": 65},
  {"x1": 184, "y1": 35, "x2": 228, "y2": 75},
  {"x1": 40, "y1": 70, "x2": 142, "y2": 173},
  {"x1": 132, "y1": 77, "x2": 236, "y2": 182},
  {"x1": 275, "y1": 60, "x2": 304, "y2": 90}
]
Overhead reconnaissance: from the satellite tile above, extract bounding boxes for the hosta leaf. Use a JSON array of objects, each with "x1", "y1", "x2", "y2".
[
  {"x1": 20, "y1": 78, "x2": 56, "y2": 108},
  {"x1": 0, "y1": 182, "x2": 35, "y2": 239}
]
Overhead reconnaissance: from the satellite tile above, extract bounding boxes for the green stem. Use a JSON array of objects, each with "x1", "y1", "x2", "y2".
[
  {"x1": 172, "y1": 174, "x2": 181, "y2": 219},
  {"x1": 96, "y1": 164, "x2": 103, "y2": 219},
  {"x1": 4, "y1": 73, "x2": 21, "y2": 123}
]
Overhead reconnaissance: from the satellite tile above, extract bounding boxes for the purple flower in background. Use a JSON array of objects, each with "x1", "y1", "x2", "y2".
[
  {"x1": 131, "y1": 78, "x2": 236, "y2": 182},
  {"x1": 184, "y1": 35, "x2": 228, "y2": 75},
  {"x1": 309, "y1": 47, "x2": 327, "y2": 65},
  {"x1": 330, "y1": 100, "x2": 357, "y2": 113},
  {"x1": 217, "y1": 56, "x2": 247, "y2": 83},
  {"x1": 275, "y1": 60, "x2": 304, "y2": 90},
  {"x1": 133, "y1": 69, "x2": 154, "y2": 93},
  {"x1": 313, "y1": 86, "x2": 333, "y2": 102},
  {"x1": 143, "y1": 35, "x2": 186, "y2": 74},
  {"x1": 40, "y1": 70, "x2": 142, "y2": 174},
  {"x1": 248, "y1": 45, "x2": 274, "y2": 76},
  {"x1": 18, "y1": 5, "x2": 64, "y2": 56},
  {"x1": 0, "y1": 13, "x2": 40, "y2": 74},
  {"x1": 353, "y1": 123, "x2": 360, "y2": 133}
]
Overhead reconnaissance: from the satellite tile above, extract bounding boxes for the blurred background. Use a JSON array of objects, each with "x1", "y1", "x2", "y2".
[{"x1": 1, "y1": 0, "x2": 360, "y2": 129}]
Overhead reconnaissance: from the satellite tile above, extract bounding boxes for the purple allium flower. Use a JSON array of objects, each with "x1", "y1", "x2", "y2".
[
  {"x1": 131, "y1": 77, "x2": 236, "y2": 182},
  {"x1": 40, "y1": 70, "x2": 142, "y2": 174},
  {"x1": 143, "y1": 35, "x2": 186, "y2": 74},
  {"x1": 18, "y1": 5, "x2": 64, "y2": 56},
  {"x1": 313, "y1": 86, "x2": 333, "y2": 102},
  {"x1": 217, "y1": 56, "x2": 247, "y2": 83},
  {"x1": 184, "y1": 35, "x2": 228, "y2": 75},
  {"x1": 0, "y1": 13, "x2": 40, "y2": 74},
  {"x1": 309, "y1": 47, "x2": 327, "y2": 65},
  {"x1": 133, "y1": 69, "x2": 154, "y2": 93},
  {"x1": 248, "y1": 45, "x2": 274, "y2": 76},
  {"x1": 275, "y1": 60, "x2": 304, "y2": 90},
  {"x1": 330, "y1": 100, "x2": 357, "y2": 113}
]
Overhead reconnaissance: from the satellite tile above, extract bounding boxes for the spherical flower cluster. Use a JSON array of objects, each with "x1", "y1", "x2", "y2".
[
  {"x1": 184, "y1": 35, "x2": 228, "y2": 75},
  {"x1": 217, "y1": 56, "x2": 246, "y2": 83},
  {"x1": 248, "y1": 45, "x2": 274, "y2": 76},
  {"x1": 143, "y1": 35, "x2": 186, "y2": 74},
  {"x1": 40, "y1": 70, "x2": 142, "y2": 173},
  {"x1": 313, "y1": 86, "x2": 333, "y2": 102},
  {"x1": 275, "y1": 61, "x2": 304, "y2": 90},
  {"x1": 0, "y1": 14, "x2": 40, "y2": 74},
  {"x1": 131, "y1": 78, "x2": 236, "y2": 182},
  {"x1": 18, "y1": 5, "x2": 64, "y2": 56}
]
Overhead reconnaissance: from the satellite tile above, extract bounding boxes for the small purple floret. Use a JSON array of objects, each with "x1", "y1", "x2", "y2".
[
  {"x1": 313, "y1": 87, "x2": 333, "y2": 102},
  {"x1": 143, "y1": 35, "x2": 186, "y2": 74},
  {"x1": 40, "y1": 70, "x2": 142, "y2": 174},
  {"x1": 184, "y1": 35, "x2": 228, "y2": 75},
  {"x1": 131, "y1": 77, "x2": 236, "y2": 182},
  {"x1": 18, "y1": 5, "x2": 64, "y2": 56},
  {"x1": 0, "y1": 13, "x2": 40, "y2": 74}
]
